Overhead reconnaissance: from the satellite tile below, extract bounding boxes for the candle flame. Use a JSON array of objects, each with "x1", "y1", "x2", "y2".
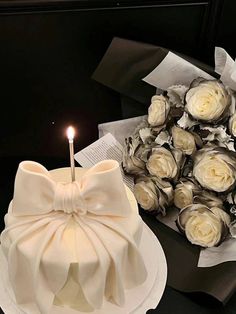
[{"x1": 67, "y1": 126, "x2": 75, "y2": 142}]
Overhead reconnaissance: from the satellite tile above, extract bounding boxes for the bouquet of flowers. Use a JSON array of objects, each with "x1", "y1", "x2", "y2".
[{"x1": 122, "y1": 77, "x2": 236, "y2": 248}]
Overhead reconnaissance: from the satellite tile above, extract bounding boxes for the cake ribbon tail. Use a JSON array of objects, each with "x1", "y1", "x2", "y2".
[
  {"x1": 75, "y1": 214, "x2": 147, "y2": 308},
  {"x1": 1, "y1": 212, "x2": 72, "y2": 314}
]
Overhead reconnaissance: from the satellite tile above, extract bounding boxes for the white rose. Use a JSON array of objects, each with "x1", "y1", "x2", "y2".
[
  {"x1": 134, "y1": 180, "x2": 158, "y2": 211},
  {"x1": 185, "y1": 80, "x2": 230, "y2": 122},
  {"x1": 174, "y1": 182, "x2": 193, "y2": 209},
  {"x1": 147, "y1": 147, "x2": 177, "y2": 179},
  {"x1": 122, "y1": 135, "x2": 146, "y2": 176},
  {"x1": 151, "y1": 176, "x2": 174, "y2": 215},
  {"x1": 172, "y1": 126, "x2": 196, "y2": 155},
  {"x1": 174, "y1": 178, "x2": 224, "y2": 209},
  {"x1": 177, "y1": 204, "x2": 229, "y2": 247},
  {"x1": 185, "y1": 211, "x2": 222, "y2": 247},
  {"x1": 229, "y1": 113, "x2": 236, "y2": 137},
  {"x1": 193, "y1": 148, "x2": 236, "y2": 192},
  {"x1": 148, "y1": 95, "x2": 170, "y2": 126}
]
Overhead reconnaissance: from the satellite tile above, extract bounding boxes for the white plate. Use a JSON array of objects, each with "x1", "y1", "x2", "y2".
[{"x1": 0, "y1": 222, "x2": 167, "y2": 314}]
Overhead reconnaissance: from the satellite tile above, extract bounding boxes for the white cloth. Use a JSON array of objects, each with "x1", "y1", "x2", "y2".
[{"x1": 0, "y1": 160, "x2": 147, "y2": 314}]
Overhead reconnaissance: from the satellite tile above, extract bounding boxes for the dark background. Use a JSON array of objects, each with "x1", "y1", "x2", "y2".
[{"x1": 0, "y1": 0, "x2": 236, "y2": 313}]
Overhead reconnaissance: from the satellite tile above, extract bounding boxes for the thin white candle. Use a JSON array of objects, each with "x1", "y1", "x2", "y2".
[{"x1": 66, "y1": 126, "x2": 76, "y2": 182}]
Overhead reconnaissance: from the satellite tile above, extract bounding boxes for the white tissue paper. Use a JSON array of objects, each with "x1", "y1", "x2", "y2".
[
  {"x1": 143, "y1": 47, "x2": 236, "y2": 93},
  {"x1": 215, "y1": 47, "x2": 236, "y2": 90},
  {"x1": 142, "y1": 51, "x2": 214, "y2": 90}
]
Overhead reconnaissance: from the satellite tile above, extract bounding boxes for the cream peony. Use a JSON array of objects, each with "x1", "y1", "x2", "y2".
[
  {"x1": 185, "y1": 79, "x2": 230, "y2": 122},
  {"x1": 229, "y1": 113, "x2": 236, "y2": 137},
  {"x1": 134, "y1": 179, "x2": 158, "y2": 211},
  {"x1": 172, "y1": 126, "x2": 196, "y2": 155},
  {"x1": 147, "y1": 147, "x2": 177, "y2": 179},
  {"x1": 148, "y1": 95, "x2": 170, "y2": 126},
  {"x1": 177, "y1": 204, "x2": 229, "y2": 247},
  {"x1": 174, "y1": 182, "x2": 193, "y2": 209},
  {"x1": 193, "y1": 147, "x2": 236, "y2": 192}
]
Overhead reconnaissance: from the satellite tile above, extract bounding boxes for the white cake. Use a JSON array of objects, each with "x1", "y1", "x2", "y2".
[{"x1": 1, "y1": 160, "x2": 147, "y2": 314}]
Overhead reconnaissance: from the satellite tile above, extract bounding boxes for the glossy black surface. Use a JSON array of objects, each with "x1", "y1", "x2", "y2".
[{"x1": 0, "y1": 0, "x2": 224, "y2": 160}]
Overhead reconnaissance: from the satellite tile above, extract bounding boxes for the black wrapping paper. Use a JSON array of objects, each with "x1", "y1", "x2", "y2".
[
  {"x1": 92, "y1": 37, "x2": 217, "y2": 105},
  {"x1": 92, "y1": 37, "x2": 236, "y2": 304}
]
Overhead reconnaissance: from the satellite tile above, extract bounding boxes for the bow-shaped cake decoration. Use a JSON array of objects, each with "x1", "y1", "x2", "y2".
[
  {"x1": 12, "y1": 160, "x2": 130, "y2": 217},
  {"x1": 1, "y1": 160, "x2": 147, "y2": 314}
]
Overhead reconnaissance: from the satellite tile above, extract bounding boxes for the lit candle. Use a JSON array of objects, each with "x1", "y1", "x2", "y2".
[{"x1": 66, "y1": 126, "x2": 76, "y2": 182}]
